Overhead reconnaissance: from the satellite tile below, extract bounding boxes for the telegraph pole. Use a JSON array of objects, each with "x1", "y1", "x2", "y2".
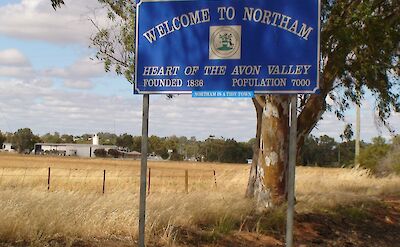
[{"x1": 355, "y1": 102, "x2": 360, "y2": 166}]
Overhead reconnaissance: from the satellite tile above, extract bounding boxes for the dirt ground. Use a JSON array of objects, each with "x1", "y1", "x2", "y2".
[{"x1": 174, "y1": 196, "x2": 400, "y2": 247}]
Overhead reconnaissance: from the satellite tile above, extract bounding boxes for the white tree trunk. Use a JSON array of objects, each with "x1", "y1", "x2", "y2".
[{"x1": 246, "y1": 96, "x2": 290, "y2": 209}]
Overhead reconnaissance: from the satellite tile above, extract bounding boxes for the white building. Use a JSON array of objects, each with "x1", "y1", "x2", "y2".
[
  {"x1": 34, "y1": 143, "x2": 116, "y2": 158},
  {"x1": 92, "y1": 134, "x2": 99, "y2": 145},
  {"x1": 1, "y1": 143, "x2": 16, "y2": 152},
  {"x1": 34, "y1": 134, "x2": 115, "y2": 158}
]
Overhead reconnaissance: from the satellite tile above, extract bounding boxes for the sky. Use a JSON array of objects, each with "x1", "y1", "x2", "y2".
[{"x1": 0, "y1": 0, "x2": 399, "y2": 142}]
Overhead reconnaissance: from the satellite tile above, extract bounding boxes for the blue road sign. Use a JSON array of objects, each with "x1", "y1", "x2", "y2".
[{"x1": 135, "y1": 0, "x2": 320, "y2": 94}]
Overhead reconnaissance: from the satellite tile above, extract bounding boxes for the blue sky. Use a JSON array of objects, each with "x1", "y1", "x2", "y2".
[{"x1": 0, "y1": 0, "x2": 398, "y2": 142}]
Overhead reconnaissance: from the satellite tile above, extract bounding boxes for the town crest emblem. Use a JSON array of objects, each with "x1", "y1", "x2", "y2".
[{"x1": 209, "y1": 26, "x2": 241, "y2": 59}]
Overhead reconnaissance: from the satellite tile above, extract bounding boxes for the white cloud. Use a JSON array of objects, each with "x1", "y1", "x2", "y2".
[
  {"x1": 63, "y1": 79, "x2": 93, "y2": 89},
  {"x1": 0, "y1": 78, "x2": 136, "y2": 134},
  {"x1": 31, "y1": 78, "x2": 53, "y2": 88},
  {"x1": 0, "y1": 49, "x2": 30, "y2": 66},
  {"x1": 0, "y1": 77, "x2": 398, "y2": 142},
  {"x1": 0, "y1": 48, "x2": 34, "y2": 78},
  {"x1": 148, "y1": 96, "x2": 256, "y2": 140},
  {"x1": 0, "y1": 49, "x2": 105, "y2": 81},
  {"x1": 313, "y1": 98, "x2": 400, "y2": 141},
  {"x1": 0, "y1": 79, "x2": 256, "y2": 140},
  {"x1": 0, "y1": 66, "x2": 34, "y2": 78},
  {"x1": 0, "y1": 0, "x2": 106, "y2": 44},
  {"x1": 45, "y1": 57, "x2": 105, "y2": 79},
  {"x1": 0, "y1": 49, "x2": 104, "y2": 92}
]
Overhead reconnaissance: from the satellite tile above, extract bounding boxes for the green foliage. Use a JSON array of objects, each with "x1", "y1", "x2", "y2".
[
  {"x1": 12, "y1": 128, "x2": 41, "y2": 153},
  {"x1": 221, "y1": 139, "x2": 250, "y2": 163},
  {"x1": 379, "y1": 135, "x2": 400, "y2": 175},
  {"x1": 359, "y1": 137, "x2": 390, "y2": 172},
  {"x1": 98, "y1": 132, "x2": 117, "y2": 145},
  {"x1": 41, "y1": 132, "x2": 62, "y2": 144},
  {"x1": 132, "y1": 136, "x2": 142, "y2": 152},
  {"x1": 169, "y1": 149, "x2": 184, "y2": 161},
  {"x1": 332, "y1": 205, "x2": 370, "y2": 223},
  {"x1": 73, "y1": 134, "x2": 92, "y2": 144},
  {"x1": 108, "y1": 149, "x2": 121, "y2": 158},
  {"x1": 214, "y1": 214, "x2": 237, "y2": 235},
  {"x1": 321, "y1": 0, "x2": 400, "y2": 121},
  {"x1": 301, "y1": 134, "x2": 360, "y2": 166},
  {"x1": 94, "y1": 148, "x2": 107, "y2": 158},
  {"x1": 256, "y1": 206, "x2": 286, "y2": 234},
  {"x1": 41, "y1": 132, "x2": 76, "y2": 144},
  {"x1": 159, "y1": 148, "x2": 169, "y2": 160},
  {"x1": 393, "y1": 135, "x2": 400, "y2": 146},
  {"x1": 337, "y1": 140, "x2": 357, "y2": 166},
  {"x1": 61, "y1": 134, "x2": 74, "y2": 143},
  {"x1": 340, "y1": 124, "x2": 354, "y2": 142},
  {"x1": 200, "y1": 137, "x2": 251, "y2": 163},
  {"x1": 50, "y1": 0, "x2": 64, "y2": 10},
  {"x1": 116, "y1": 133, "x2": 134, "y2": 151},
  {"x1": 0, "y1": 131, "x2": 5, "y2": 147},
  {"x1": 302, "y1": 135, "x2": 336, "y2": 166},
  {"x1": 149, "y1": 135, "x2": 166, "y2": 154}
]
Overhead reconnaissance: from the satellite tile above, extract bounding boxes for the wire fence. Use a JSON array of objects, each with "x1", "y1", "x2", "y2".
[{"x1": 0, "y1": 166, "x2": 220, "y2": 194}]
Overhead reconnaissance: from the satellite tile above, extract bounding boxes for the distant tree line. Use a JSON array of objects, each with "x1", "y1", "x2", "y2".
[
  {"x1": 0, "y1": 129, "x2": 253, "y2": 163},
  {"x1": 301, "y1": 135, "x2": 359, "y2": 167},
  {"x1": 301, "y1": 134, "x2": 400, "y2": 175},
  {"x1": 0, "y1": 128, "x2": 399, "y2": 173},
  {"x1": 0, "y1": 128, "x2": 41, "y2": 153}
]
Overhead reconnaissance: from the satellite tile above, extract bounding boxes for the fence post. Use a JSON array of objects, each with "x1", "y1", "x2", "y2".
[
  {"x1": 102, "y1": 170, "x2": 106, "y2": 194},
  {"x1": 47, "y1": 167, "x2": 51, "y2": 191},
  {"x1": 147, "y1": 168, "x2": 151, "y2": 196},
  {"x1": 185, "y1": 170, "x2": 189, "y2": 193},
  {"x1": 213, "y1": 170, "x2": 217, "y2": 188}
]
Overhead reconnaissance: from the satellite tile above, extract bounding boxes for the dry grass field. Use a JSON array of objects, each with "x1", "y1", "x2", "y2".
[{"x1": 0, "y1": 152, "x2": 399, "y2": 246}]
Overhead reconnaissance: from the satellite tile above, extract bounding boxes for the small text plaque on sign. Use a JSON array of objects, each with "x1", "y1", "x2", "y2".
[{"x1": 134, "y1": 0, "x2": 320, "y2": 94}]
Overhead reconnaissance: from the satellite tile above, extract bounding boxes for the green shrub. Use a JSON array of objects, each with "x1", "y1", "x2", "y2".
[
  {"x1": 380, "y1": 140, "x2": 400, "y2": 175},
  {"x1": 360, "y1": 136, "x2": 400, "y2": 175},
  {"x1": 108, "y1": 149, "x2": 120, "y2": 158},
  {"x1": 214, "y1": 214, "x2": 237, "y2": 235},
  {"x1": 94, "y1": 148, "x2": 107, "y2": 158},
  {"x1": 170, "y1": 149, "x2": 184, "y2": 161},
  {"x1": 159, "y1": 148, "x2": 169, "y2": 160},
  {"x1": 359, "y1": 137, "x2": 390, "y2": 173}
]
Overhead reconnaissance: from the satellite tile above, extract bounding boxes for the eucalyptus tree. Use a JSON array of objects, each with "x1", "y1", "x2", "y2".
[
  {"x1": 51, "y1": 0, "x2": 400, "y2": 208},
  {"x1": 0, "y1": 131, "x2": 5, "y2": 148},
  {"x1": 12, "y1": 128, "x2": 41, "y2": 153}
]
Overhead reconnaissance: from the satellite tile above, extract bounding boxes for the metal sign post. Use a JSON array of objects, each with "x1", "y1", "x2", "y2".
[
  {"x1": 286, "y1": 94, "x2": 298, "y2": 247},
  {"x1": 138, "y1": 94, "x2": 149, "y2": 247}
]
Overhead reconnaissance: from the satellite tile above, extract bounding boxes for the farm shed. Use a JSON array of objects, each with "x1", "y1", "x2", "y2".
[{"x1": 34, "y1": 143, "x2": 117, "y2": 158}]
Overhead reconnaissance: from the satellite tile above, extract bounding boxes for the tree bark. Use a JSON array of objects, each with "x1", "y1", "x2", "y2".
[
  {"x1": 246, "y1": 95, "x2": 290, "y2": 209},
  {"x1": 246, "y1": 51, "x2": 339, "y2": 209},
  {"x1": 296, "y1": 57, "x2": 338, "y2": 159}
]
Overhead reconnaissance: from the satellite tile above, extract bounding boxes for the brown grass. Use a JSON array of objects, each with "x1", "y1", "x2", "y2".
[{"x1": 0, "y1": 153, "x2": 399, "y2": 246}]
